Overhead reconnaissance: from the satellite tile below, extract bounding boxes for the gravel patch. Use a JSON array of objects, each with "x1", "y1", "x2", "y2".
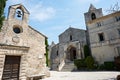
[{"x1": 42, "y1": 71, "x2": 120, "y2": 80}]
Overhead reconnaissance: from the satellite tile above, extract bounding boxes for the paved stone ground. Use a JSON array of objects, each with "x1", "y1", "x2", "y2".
[{"x1": 43, "y1": 71, "x2": 120, "y2": 80}]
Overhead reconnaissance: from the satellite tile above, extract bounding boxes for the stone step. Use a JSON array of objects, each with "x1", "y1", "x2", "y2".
[{"x1": 61, "y1": 62, "x2": 76, "y2": 71}]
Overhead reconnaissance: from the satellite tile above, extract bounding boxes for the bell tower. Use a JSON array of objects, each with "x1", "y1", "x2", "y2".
[
  {"x1": 8, "y1": 4, "x2": 30, "y2": 23},
  {"x1": 84, "y1": 4, "x2": 103, "y2": 23},
  {"x1": 84, "y1": 4, "x2": 103, "y2": 55}
]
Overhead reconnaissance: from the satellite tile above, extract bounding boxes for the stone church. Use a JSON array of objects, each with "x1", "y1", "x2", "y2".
[
  {"x1": 50, "y1": 27, "x2": 87, "y2": 71},
  {"x1": 0, "y1": 4, "x2": 49, "y2": 80},
  {"x1": 50, "y1": 4, "x2": 120, "y2": 71},
  {"x1": 84, "y1": 4, "x2": 120, "y2": 64}
]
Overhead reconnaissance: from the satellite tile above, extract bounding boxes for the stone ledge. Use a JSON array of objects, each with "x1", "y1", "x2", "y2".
[{"x1": 0, "y1": 44, "x2": 29, "y2": 51}]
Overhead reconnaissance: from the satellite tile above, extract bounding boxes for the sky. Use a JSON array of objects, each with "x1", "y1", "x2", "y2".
[{"x1": 4, "y1": 0, "x2": 120, "y2": 44}]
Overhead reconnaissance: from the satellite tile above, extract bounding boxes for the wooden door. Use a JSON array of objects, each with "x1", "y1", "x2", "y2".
[{"x1": 2, "y1": 56, "x2": 21, "y2": 80}]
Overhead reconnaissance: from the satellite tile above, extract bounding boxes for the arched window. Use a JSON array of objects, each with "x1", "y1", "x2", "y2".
[
  {"x1": 91, "y1": 13, "x2": 96, "y2": 20},
  {"x1": 15, "y1": 8, "x2": 23, "y2": 20},
  {"x1": 70, "y1": 35, "x2": 72, "y2": 41}
]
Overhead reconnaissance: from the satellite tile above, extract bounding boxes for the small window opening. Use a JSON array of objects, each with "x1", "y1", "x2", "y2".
[
  {"x1": 98, "y1": 33, "x2": 105, "y2": 41},
  {"x1": 57, "y1": 51, "x2": 58, "y2": 56},
  {"x1": 91, "y1": 13, "x2": 96, "y2": 20},
  {"x1": 13, "y1": 27, "x2": 21, "y2": 34},
  {"x1": 97, "y1": 22, "x2": 101, "y2": 27},
  {"x1": 70, "y1": 35, "x2": 72, "y2": 41},
  {"x1": 13, "y1": 25, "x2": 23, "y2": 34}
]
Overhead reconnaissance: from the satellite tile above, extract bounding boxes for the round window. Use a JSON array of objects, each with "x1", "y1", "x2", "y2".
[
  {"x1": 13, "y1": 25, "x2": 23, "y2": 34},
  {"x1": 13, "y1": 27, "x2": 21, "y2": 34}
]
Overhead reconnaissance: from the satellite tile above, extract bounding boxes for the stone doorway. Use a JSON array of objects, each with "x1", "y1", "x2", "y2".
[
  {"x1": 67, "y1": 46, "x2": 77, "y2": 61},
  {"x1": 70, "y1": 47, "x2": 77, "y2": 61},
  {"x1": 2, "y1": 56, "x2": 21, "y2": 80}
]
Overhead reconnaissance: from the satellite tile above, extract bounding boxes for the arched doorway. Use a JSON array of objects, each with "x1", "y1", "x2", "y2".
[
  {"x1": 70, "y1": 47, "x2": 76, "y2": 61},
  {"x1": 67, "y1": 46, "x2": 77, "y2": 61}
]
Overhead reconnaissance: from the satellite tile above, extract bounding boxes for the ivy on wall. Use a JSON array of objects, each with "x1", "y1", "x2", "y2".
[{"x1": 0, "y1": 0, "x2": 7, "y2": 30}]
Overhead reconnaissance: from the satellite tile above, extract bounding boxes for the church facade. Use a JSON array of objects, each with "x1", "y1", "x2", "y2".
[
  {"x1": 0, "y1": 4, "x2": 49, "y2": 80},
  {"x1": 50, "y1": 27, "x2": 87, "y2": 71},
  {"x1": 84, "y1": 4, "x2": 120, "y2": 64},
  {"x1": 50, "y1": 4, "x2": 120, "y2": 71}
]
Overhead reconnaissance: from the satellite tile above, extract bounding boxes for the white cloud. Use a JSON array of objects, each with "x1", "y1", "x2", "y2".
[
  {"x1": 76, "y1": 0, "x2": 100, "y2": 4},
  {"x1": 8, "y1": 0, "x2": 27, "y2": 5},
  {"x1": 7, "y1": 0, "x2": 56, "y2": 22},
  {"x1": 29, "y1": 3, "x2": 56, "y2": 22}
]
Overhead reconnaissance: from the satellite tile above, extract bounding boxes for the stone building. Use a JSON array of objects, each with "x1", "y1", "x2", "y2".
[
  {"x1": 84, "y1": 4, "x2": 120, "y2": 64},
  {"x1": 50, "y1": 27, "x2": 87, "y2": 71},
  {"x1": 0, "y1": 4, "x2": 49, "y2": 80}
]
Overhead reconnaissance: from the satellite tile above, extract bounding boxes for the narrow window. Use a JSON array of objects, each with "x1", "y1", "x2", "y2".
[
  {"x1": 56, "y1": 50, "x2": 58, "y2": 56},
  {"x1": 98, "y1": 33, "x2": 105, "y2": 42},
  {"x1": 118, "y1": 29, "x2": 120, "y2": 37},
  {"x1": 91, "y1": 13, "x2": 96, "y2": 20},
  {"x1": 70, "y1": 35, "x2": 72, "y2": 41}
]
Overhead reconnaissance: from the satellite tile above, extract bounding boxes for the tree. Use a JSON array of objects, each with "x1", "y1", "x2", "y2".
[
  {"x1": 84, "y1": 45, "x2": 90, "y2": 58},
  {"x1": 0, "y1": 0, "x2": 7, "y2": 30},
  {"x1": 106, "y1": 2, "x2": 120, "y2": 14},
  {"x1": 45, "y1": 38, "x2": 49, "y2": 66},
  {"x1": 85, "y1": 56, "x2": 95, "y2": 70}
]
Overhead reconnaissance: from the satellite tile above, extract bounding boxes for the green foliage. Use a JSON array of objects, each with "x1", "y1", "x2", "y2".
[
  {"x1": 97, "y1": 64, "x2": 105, "y2": 70},
  {"x1": 84, "y1": 45, "x2": 90, "y2": 58},
  {"x1": 97, "y1": 62, "x2": 115, "y2": 71},
  {"x1": 104, "y1": 61, "x2": 114, "y2": 70},
  {"x1": 85, "y1": 56, "x2": 95, "y2": 70},
  {"x1": 45, "y1": 38, "x2": 49, "y2": 66},
  {"x1": 114, "y1": 56, "x2": 120, "y2": 71},
  {"x1": 0, "y1": 0, "x2": 7, "y2": 30},
  {"x1": 74, "y1": 59, "x2": 86, "y2": 70}
]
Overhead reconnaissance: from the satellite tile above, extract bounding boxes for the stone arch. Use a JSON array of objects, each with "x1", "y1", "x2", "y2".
[
  {"x1": 15, "y1": 7, "x2": 24, "y2": 20},
  {"x1": 91, "y1": 13, "x2": 96, "y2": 20},
  {"x1": 67, "y1": 46, "x2": 77, "y2": 61}
]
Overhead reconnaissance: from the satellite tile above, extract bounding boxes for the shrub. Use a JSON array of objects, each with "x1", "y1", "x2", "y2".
[
  {"x1": 85, "y1": 56, "x2": 95, "y2": 70},
  {"x1": 97, "y1": 64, "x2": 105, "y2": 70},
  {"x1": 114, "y1": 56, "x2": 120, "y2": 71},
  {"x1": 84, "y1": 45, "x2": 90, "y2": 58},
  {"x1": 104, "y1": 61, "x2": 114, "y2": 70},
  {"x1": 74, "y1": 59, "x2": 86, "y2": 70}
]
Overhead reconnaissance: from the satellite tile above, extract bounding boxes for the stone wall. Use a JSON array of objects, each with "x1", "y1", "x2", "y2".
[
  {"x1": 50, "y1": 27, "x2": 87, "y2": 71},
  {"x1": 85, "y1": 4, "x2": 120, "y2": 64},
  {"x1": 59, "y1": 27, "x2": 86, "y2": 43},
  {"x1": 0, "y1": 4, "x2": 49, "y2": 79}
]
